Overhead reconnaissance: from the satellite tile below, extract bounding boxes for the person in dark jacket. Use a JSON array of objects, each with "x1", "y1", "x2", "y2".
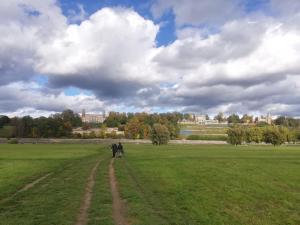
[
  {"x1": 117, "y1": 142, "x2": 124, "y2": 155},
  {"x1": 111, "y1": 143, "x2": 117, "y2": 157}
]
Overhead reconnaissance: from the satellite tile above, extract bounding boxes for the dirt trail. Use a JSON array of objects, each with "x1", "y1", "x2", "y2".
[
  {"x1": 75, "y1": 158, "x2": 102, "y2": 225},
  {"x1": 109, "y1": 158, "x2": 129, "y2": 225}
]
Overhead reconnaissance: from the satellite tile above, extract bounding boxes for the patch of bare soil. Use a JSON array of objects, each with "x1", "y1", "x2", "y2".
[
  {"x1": 74, "y1": 158, "x2": 102, "y2": 225},
  {"x1": 109, "y1": 158, "x2": 129, "y2": 225}
]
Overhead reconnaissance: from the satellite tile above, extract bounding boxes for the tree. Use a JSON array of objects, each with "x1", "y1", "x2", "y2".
[
  {"x1": 214, "y1": 112, "x2": 226, "y2": 123},
  {"x1": 150, "y1": 124, "x2": 170, "y2": 145},
  {"x1": 263, "y1": 126, "x2": 285, "y2": 146},
  {"x1": 0, "y1": 116, "x2": 10, "y2": 128},
  {"x1": 124, "y1": 117, "x2": 141, "y2": 139},
  {"x1": 227, "y1": 114, "x2": 240, "y2": 124},
  {"x1": 274, "y1": 116, "x2": 300, "y2": 128},
  {"x1": 245, "y1": 126, "x2": 263, "y2": 143},
  {"x1": 227, "y1": 126, "x2": 245, "y2": 145},
  {"x1": 104, "y1": 112, "x2": 128, "y2": 127},
  {"x1": 61, "y1": 109, "x2": 82, "y2": 127},
  {"x1": 241, "y1": 114, "x2": 253, "y2": 124}
]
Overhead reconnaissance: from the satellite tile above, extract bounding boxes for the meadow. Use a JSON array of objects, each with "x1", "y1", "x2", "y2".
[
  {"x1": 180, "y1": 124, "x2": 228, "y2": 140},
  {"x1": 0, "y1": 144, "x2": 299, "y2": 225}
]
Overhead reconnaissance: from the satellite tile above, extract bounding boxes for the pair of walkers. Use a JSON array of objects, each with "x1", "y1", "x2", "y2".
[{"x1": 111, "y1": 142, "x2": 124, "y2": 158}]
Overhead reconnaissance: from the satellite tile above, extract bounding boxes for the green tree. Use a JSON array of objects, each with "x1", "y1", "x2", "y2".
[
  {"x1": 61, "y1": 109, "x2": 82, "y2": 127},
  {"x1": 214, "y1": 112, "x2": 226, "y2": 122},
  {"x1": 227, "y1": 126, "x2": 245, "y2": 145},
  {"x1": 227, "y1": 114, "x2": 240, "y2": 124},
  {"x1": 150, "y1": 123, "x2": 170, "y2": 145},
  {"x1": 0, "y1": 116, "x2": 10, "y2": 128},
  {"x1": 263, "y1": 126, "x2": 285, "y2": 146},
  {"x1": 241, "y1": 114, "x2": 253, "y2": 124},
  {"x1": 245, "y1": 126, "x2": 263, "y2": 143}
]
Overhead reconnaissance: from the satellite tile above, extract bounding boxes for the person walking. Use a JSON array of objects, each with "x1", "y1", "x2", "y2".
[
  {"x1": 111, "y1": 143, "x2": 117, "y2": 158},
  {"x1": 117, "y1": 142, "x2": 124, "y2": 156}
]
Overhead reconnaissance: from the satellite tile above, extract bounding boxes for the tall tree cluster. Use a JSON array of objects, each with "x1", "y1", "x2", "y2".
[
  {"x1": 227, "y1": 125, "x2": 297, "y2": 146},
  {"x1": 0, "y1": 110, "x2": 82, "y2": 138},
  {"x1": 121, "y1": 112, "x2": 181, "y2": 142}
]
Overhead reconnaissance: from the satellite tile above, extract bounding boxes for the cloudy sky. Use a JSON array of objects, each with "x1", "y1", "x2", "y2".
[{"x1": 1, "y1": 0, "x2": 300, "y2": 117}]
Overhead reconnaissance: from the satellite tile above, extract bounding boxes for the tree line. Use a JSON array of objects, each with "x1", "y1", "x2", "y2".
[
  {"x1": 227, "y1": 125, "x2": 299, "y2": 146},
  {"x1": 0, "y1": 110, "x2": 81, "y2": 138},
  {"x1": 0, "y1": 110, "x2": 181, "y2": 144}
]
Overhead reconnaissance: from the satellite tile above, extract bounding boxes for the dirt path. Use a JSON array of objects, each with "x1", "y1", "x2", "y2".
[
  {"x1": 74, "y1": 158, "x2": 102, "y2": 225},
  {"x1": 109, "y1": 158, "x2": 129, "y2": 225}
]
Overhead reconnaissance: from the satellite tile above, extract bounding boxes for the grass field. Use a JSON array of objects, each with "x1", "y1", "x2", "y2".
[
  {"x1": 0, "y1": 144, "x2": 299, "y2": 225},
  {"x1": 180, "y1": 124, "x2": 228, "y2": 139}
]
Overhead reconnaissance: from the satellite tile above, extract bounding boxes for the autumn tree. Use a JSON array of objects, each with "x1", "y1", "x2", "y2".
[
  {"x1": 124, "y1": 117, "x2": 141, "y2": 139},
  {"x1": 150, "y1": 123, "x2": 170, "y2": 145},
  {"x1": 227, "y1": 126, "x2": 245, "y2": 145}
]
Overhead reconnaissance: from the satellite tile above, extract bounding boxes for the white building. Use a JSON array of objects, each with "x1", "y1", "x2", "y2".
[
  {"x1": 257, "y1": 113, "x2": 272, "y2": 125},
  {"x1": 195, "y1": 114, "x2": 220, "y2": 125},
  {"x1": 81, "y1": 109, "x2": 106, "y2": 123},
  {"x1": 195, "y1": 115, "x2": 207, "y2": 123}
]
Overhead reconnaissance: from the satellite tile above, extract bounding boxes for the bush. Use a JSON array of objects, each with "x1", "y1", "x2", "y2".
[
  {"x1": 151, "y1": 124, "x2": 170, "y2": 145},
  {"x1": 245, "y1": 127, "x2": 263, "y2": 143},
  {"x1": 227, "y1": 126, "x2": 245, "y2": 145},
  {"x1": 72, "y1": 133, "x2": 82, "y2": 138},
  {"x1": 8, "y1": 138, "x2": 18, "y2": 144},
  {"x1": 263, "y1": 126, "x2": 285, "y2": 146},
  {"x1": 186, "y1": 135, "x2": 227, "y2": 141},
  {"x1": 89, "y1": 131, "x2": 96, "y2": 138},
  {"x1": 227, "y1": 125, "x2": 294, "y2": 146}
]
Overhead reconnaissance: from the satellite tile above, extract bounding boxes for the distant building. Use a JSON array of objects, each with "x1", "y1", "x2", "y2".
[
  {"x1": 191, "y1": 114, "x2": 220, "y2": 125},
  {"x1": 204, "y1": 119, "x2": 219, "y2": 125},
  {"x1": 195, "y1": 115, "x2": 206, "y2": 123},
  {"x1": 257, "y1": 113, "x2": 272, "y2": 125},
  {"x1": 81, "y1": 109, "x2": 106, "y2": 123}
]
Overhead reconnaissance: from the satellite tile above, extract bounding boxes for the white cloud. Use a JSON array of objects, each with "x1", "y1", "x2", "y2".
[
  {"x1": 152, "y1": 0, "x2": 242, "y2": 26},
  {"x1": 2, "y1": 0, "x2": 300, "y2": 116},
  {"x1": 36, "y1": 7, "x2": 161, "y2": 85},
  {"x1": 0, "y1": 0, "x2": 67, "y2": 85},
  {"x1": 152, "y1": 16, "x2": 300, "y2": 115},
  {"x1": 0, "y1": 81, "x2": 108, "y2": 115}
]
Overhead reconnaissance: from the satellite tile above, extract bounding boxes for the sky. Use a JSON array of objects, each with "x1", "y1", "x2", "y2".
[{"x1": 1, "y1": 0, "x2": 300, "y2": 117}]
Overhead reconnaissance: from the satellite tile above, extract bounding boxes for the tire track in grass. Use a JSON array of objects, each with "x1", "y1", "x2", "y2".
[
  {"x1": 109, "y1": 158, "x2": 129, "y2": 225},
  {"x1": 0, "y1": 172, "x2": 53, "y2": 204},
  {"x1": 17, "y1": 172, "x2": 53, "y2": 192},
  {"x1": 75, "y1": 158, "x2": 102, "y2": 225}
]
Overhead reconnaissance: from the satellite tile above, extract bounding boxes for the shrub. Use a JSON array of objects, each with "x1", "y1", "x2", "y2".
[
  {"x1": 89, "y1": 131, "x2": 96, "y2": 138},
  {"x1": 227, "y1": 126, "x2": 245, "y2": 145},
  {"x1": 8, "y1": 138, "x2": 18, "y2": 144},
  {"x1": 263, "y1": 126, "x2": 285, "y2": 146},
  {"x1": 151, "y1": 123, "x2": 170, "y2": 145}
]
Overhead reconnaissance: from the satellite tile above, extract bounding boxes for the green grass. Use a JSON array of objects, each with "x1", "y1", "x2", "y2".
[
  {"x1": 0, "y1": 144, "x2": 111, "y2": 225},
  {"x1": 115, "y1": 144, "x2": 300, "y2": 225},
  {"x1": 181, "y1": 124, "x2": 228, "y2": 132},
  {"x1": 0, "y1": 143, "x2": 299, "y2": 225},
  {"x1": 88, "y1": 154, "x2": 114, "y2": 225},
  {"x1": 186, "y1": 134, "x2": 228, "y2": 141}
]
